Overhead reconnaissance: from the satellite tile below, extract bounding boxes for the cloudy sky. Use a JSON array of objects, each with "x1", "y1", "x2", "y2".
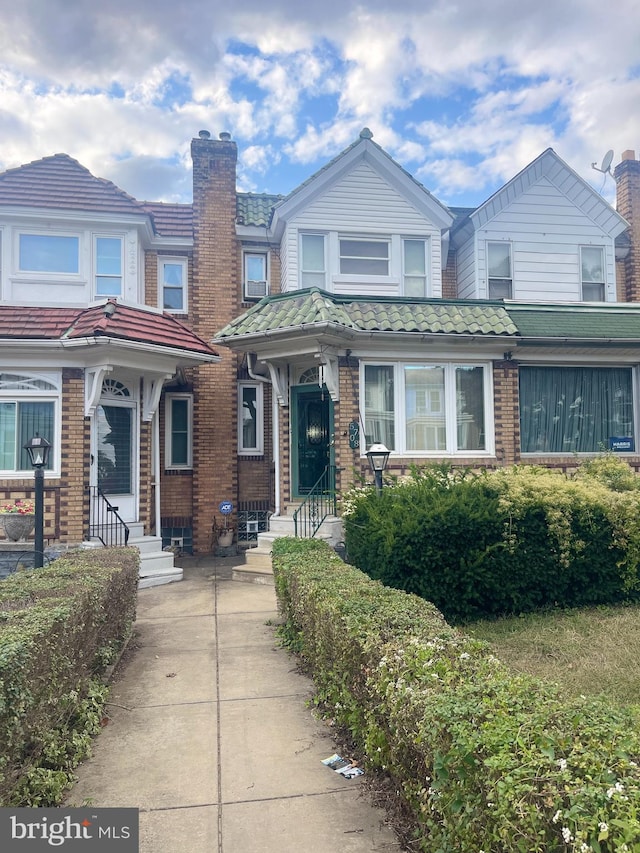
[{"x1": 1, "y1": 0, "x2": 638, "y2": 208}]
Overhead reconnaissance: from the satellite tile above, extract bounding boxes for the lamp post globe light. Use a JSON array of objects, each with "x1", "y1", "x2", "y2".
[
  {"x1": 366, "y1": 443, "x2": 390, "y2": 494},
  {"x1": 23, "y1": 433, "x2": 51, "y2": 569}
]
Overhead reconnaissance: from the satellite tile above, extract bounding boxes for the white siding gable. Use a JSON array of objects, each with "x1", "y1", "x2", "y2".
[
  {"x1": 281, "y1": 161, "x2": 444, "y2": 297},
  {"x1": 460, "y1": 176, "x2": 618, "y2": 302}
]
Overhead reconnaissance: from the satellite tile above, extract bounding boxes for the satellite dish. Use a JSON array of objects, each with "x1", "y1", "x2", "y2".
[{"x1": 601, "y1": 150, "x2": 614, "y2": 173}]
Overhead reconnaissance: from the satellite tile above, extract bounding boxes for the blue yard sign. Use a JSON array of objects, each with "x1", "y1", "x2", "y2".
[{"x1": 219, "y1": 500, "x2": 233, "y2": 515}]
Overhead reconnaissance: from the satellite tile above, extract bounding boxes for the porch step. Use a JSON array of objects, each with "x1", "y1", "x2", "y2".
[{"x1": 130, "y1": 533, "x2": 183, "y2": 588}]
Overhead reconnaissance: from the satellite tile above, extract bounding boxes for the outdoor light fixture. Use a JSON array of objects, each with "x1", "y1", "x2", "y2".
[
  {"x1": 366, "y1": 442, "x2": 390, "y2": 494},
  {"x1": 23, "y1": 433, "x2": 51, "y2": 569}
]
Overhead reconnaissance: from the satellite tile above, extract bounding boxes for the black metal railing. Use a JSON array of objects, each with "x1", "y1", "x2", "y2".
[
  {"x1": 88, "y1": 486, "x2": 130, "y2": 547},
  {"x1": 293, "y1": 465, "x2": 337, "y2": 538}
]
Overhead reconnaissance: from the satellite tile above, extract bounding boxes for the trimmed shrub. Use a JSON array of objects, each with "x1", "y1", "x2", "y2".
[
  {"x1": 0, "y1": 547, "x2": 139, "y2": 805},
  {"x1": 273, "y1": 538, "x2": 640, "y2": 853},
  {"x1": 343, "y1": 463, "x2": 640, "y2": 622}
]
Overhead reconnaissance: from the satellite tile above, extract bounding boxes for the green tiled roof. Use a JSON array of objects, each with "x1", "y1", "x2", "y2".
[
  {"x1": 506, "y1": 304, "x2": 640, "y2": 340},
  {"x1": 215, "y1": 289, "x2": 518, "y2": 341},
  {"x1": 236, "y1": 192, "x2": 283, "y2": 226}
]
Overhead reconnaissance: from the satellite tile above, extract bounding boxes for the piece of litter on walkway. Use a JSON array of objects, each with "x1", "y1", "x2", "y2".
[{"x1": 321, "y1": 754, "x2": 364, "y2": 778}]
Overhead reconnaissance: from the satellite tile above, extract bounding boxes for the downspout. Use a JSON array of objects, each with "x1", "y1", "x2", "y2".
[
  {"x1": 153, "y1": 409, "x2": 161, "y2": 539},
  {"x1": 247, "y1": 353, "x2": 280, "y2": 518}
]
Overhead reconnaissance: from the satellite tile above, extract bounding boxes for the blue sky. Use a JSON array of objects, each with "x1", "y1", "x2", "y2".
[{"x1": 0, "y1": 0, "x2": 638, "y2": 208}]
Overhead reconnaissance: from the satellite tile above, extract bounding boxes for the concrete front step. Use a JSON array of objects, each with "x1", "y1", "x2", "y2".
[
  {"x1": 232, "y1": 565, "x2": 274, "y2": 585},
  {"x1": 131, "y1": 534, "x2": 182, "y2": 588}
]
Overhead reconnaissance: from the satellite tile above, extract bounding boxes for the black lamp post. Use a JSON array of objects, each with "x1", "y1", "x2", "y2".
[
  {"x1": 23, "y1": 433, "x2": 51, "y2": 569},
  {"x1": 366, "y1": 443, "x2": 390, "y2": 494}
]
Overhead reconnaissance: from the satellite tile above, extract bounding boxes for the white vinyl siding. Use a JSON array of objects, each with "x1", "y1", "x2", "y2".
[
  {"x1": 283, "y1": 161, "x2": 443, "y2": 296},
  {"x1": 468, "y1": 178, "x2": 617, "y2": 302}
]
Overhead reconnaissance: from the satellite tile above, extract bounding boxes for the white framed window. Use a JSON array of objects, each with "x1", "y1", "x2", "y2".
[
  {"x1": 238, "y1": 382, "x2": 264, "y2": 454},
  {"x1": 243, "y1": 251, "x2": 268, "y2": 300},
  {"x1": 340, "y1": 237, "x2": 389, "y2": 276},
  {"x1": 18, "y1": 233, "x2": 80, "y2": 275},
  {"x1": 403, "y1": 238, "x2": 428, "y2": 296},
  {"x1": 95, "y1": 236, "x2": 123, "y2": 297},
  {"x1": 580, "y1": 246, "x2": 605, "y2": 301},
  {"x1": 165, "y1": 394, "x2": 192, "y2": 469},
  {"x1": 0, "y1": 371, "x2": 60, "y2": 474},
  {"x1": 159, "y1": 257, "x2": 187, "y2": 312},
  {"x1": 300, "y1": 233, "x2": 326, "y2": 288},
  {"x1": 362, "y1": 361, "x2": 492, "y2": 455},
  {"x1": 487, "y1": 242, "x2": 512, "y2": 299}
]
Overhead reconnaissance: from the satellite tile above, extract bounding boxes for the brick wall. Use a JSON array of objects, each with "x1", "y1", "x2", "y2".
[
  {"x1": 190, "y1": 133, "x2": 240, "y2": 553},
  {"x1": 614, "y1": 152, "x2": 640, "y2": 303},
  {"x1": 492, "y1": 359, "x2": 520, "y2": 466}
]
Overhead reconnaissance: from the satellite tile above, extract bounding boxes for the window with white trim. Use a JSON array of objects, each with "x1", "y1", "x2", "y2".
[
  {"x1": 19, "y1": 233, "x2": 79, "y2": 274},
  {"x1": 160, "y1": 257, "x2": 187, "y2": 312},
  {"x1": 300, "y1": 233, "x2": 326, "y2": 288},
  {"x1": 580, "y1": 246, "x2": 605, "y2": 301},
  {"x1": 0, "y1": 372, "x2": 59, "y2": 473},
  {"x1": 243, "y1": 252, "x2": 268, "y2": 300},
  {"x1": 340, "y1": 237, "x2": 389, "y2": 276},
  {"x1": 95, "y1": 236, "x2": 123, "y2": 296},
  {"x1": 238, "y1": 382, "x2": 264, "y2": 454},
  {"x1": 403, "y1": 239, "x2": 428, "y2": 296},
  {"x1": 363, "y1": 362, "x2": 490, "y2": 455},
  {"x1": 487, "y1": 242, "x2": 512, "y2": 299},
  {"x1": 165, "y1": 394, "x2": 193, "y2": 469}
]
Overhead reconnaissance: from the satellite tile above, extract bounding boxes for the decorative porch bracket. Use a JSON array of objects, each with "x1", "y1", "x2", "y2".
[
  {"x1": 316, "y1": 352, "x2": 340, "y2": 401},
  {"x1": 265, "y1": 362, "x2": 289, "y2": 406},
  {"x1": 142, "y1": 374, "x2": 173, "y2": 422},
  {"x1": 84, "y1": 365, "x2": 113, "y2": 417}
]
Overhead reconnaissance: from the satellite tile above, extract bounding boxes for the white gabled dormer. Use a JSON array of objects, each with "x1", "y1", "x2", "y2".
[
  {"x1": 451, "y1": 148, "x2": 629, "y2": 303},
  {"x1": 269, "y1": 129, "x2": 454, "y2": 299}
]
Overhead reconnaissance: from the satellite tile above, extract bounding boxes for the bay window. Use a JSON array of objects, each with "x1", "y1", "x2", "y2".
[
  {"x1": 363, "y1": 362, "x2": 489, "y2": 454},
  {"x1": 520, "y1": 366, "x2": 634, "y2": 454}
]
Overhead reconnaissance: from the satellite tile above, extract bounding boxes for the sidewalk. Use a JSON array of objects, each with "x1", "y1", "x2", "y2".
[{"x1": 65, "y1": 557, "x2": 399, "y2": 852}]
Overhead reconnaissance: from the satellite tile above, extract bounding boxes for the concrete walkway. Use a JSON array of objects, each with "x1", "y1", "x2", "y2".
[{"x1": 65, "y1": 558, "x2": 399, "y2": 853}]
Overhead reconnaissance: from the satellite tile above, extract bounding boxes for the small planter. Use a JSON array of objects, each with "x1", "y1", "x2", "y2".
[
  {"x1": 217, "y1": 529, "x2": 234, "y2": 548},
  {"x1": 1, "y1": 514, "x2": 35, "y2": 542}
]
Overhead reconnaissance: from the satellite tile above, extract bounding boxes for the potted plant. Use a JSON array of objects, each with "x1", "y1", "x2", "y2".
[
  {"x1": 213, "y1": 515, "x2": 235, "y2": 549},
  {"x1": 0, "y1": 498, "x2": 36, "y2": 541}
]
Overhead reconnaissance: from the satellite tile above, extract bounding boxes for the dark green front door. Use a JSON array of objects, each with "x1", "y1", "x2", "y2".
[{"x1": 292, "y1": 386, "x2": 332, "y2": 495}]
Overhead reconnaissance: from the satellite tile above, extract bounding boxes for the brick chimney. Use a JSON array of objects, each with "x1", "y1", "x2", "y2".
[
  {"x1": 190, "y1": 131, "x2": 239, "y2": 553},
  {"x1": 614, "y1": 150, "x2": 640, "y2": 302}
]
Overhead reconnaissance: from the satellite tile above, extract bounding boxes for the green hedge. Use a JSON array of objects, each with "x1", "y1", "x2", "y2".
[
  {"x1": 343, "y1": 462, "x2": 640, "y2": 623},
  {"x1": 273, "y1": 537, "x2": 640, "y2": 853},
  {"x1": 0, "y1": 547, "x2": 139, "y2": 805}
]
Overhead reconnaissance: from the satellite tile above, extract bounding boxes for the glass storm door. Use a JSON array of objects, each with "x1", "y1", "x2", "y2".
[
  {"x1": 92, "y1": 380, "x2": 138, "y2": 522},
  {"x1": 293, "y1": 386, "x2": 332, "y2": 495}
]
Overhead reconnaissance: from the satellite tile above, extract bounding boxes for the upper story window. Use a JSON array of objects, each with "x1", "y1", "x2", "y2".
[
  {"x1": 243, "y1": 252, "x2": 268, "y2": 300},
  {"x1": 300, "y1": 234, "x2": 326, "y2": 288},
  {"x1": 160, "y1": 257, "x2": 187, "y2": 312},
  {"x1": 487, "y1": 242, "x2": 512, "y2": 299},
  {"x1": 0, "y1": 371, "x2": 60, "y2": 474},
  {"x1": 403, "y1": 239, "x2": 428, "y2": 297},
  {"x1": 340, "y1": 238, "x2": 389, "y2": 276},
  {"x1": 581, "y1": 246, "x2": 605, "y2": 301},
  {"x1": 95, "y1": 236, "x2": 123, "y2": 297},
  {"x1": 19, "y1": 234, "x2": 79, "y2": 274}
]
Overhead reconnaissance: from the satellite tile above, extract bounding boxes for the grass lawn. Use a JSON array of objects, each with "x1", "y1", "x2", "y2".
[{"x1": 466, "y1": 603, "x2": 640, "y2": 707}]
